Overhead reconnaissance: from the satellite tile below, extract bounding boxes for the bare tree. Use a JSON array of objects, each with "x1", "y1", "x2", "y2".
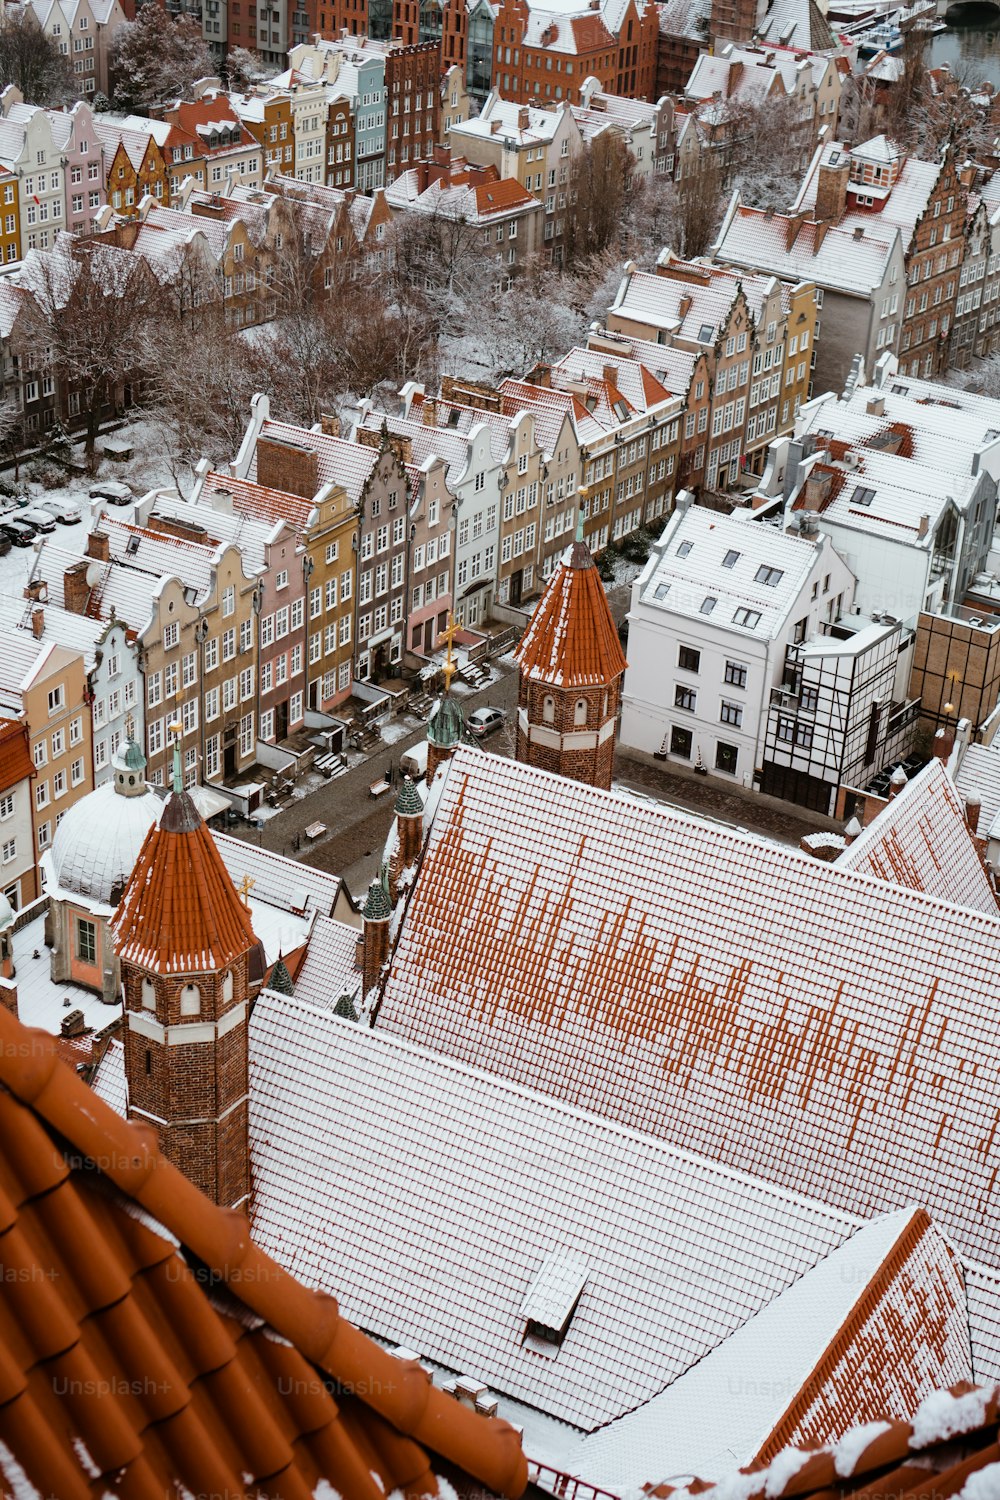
[
  {"x1": 477, "y1": 263, "x2": 584, "y2": 381},
  {"x1": 0, "y1": 390, "x2": 26, "y2": 481},
  {"x1": 389, "y1": 208, "x2": 495, "y2": 340},
  {"x1": 110, "y1": 6, "x2": 214, "y2": 109},
  {"x1": 674, "y1": 152, "x2": 725, "y2": 258},
  {"x1": 0, "y1": 8, "x2": 73, "y2": 105},
  {"x1": 15, "y1": 241, "x2": 162, "y2": 464},
  {"x1": 563, "y1": 131, "x2": 633, "y2": 270}
]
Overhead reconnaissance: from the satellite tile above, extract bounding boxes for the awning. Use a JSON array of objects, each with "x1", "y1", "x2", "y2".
[{"x1": 190, "y1": 784, "x2": 233, "y2": 820}]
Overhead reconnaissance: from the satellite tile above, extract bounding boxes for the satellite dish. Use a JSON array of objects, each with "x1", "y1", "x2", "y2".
[{"x1": 85, "y1": 561, "x2": 104, "y2": 588}]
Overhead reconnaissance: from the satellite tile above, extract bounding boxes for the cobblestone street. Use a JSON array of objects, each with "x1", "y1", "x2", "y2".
[{"x1": 227, "y1": 648, "x2": 837, "y2": 901}]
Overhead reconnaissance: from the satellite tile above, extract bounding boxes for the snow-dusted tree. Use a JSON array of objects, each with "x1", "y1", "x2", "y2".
[
  {"x1": 389, "y1": 209, "x2": 494, "y2": 341},
  {"x1": 478, "y1": 266, "x2": 584, "y2": 382},
  {"x1": 109, "y1": 6, "x2": 213, "y2": 109},
  {"x1": 0, "y1": 389, "x2": 26, "y2": 480},
  {"x1": 622, "y1": 172, "x2": 684, "y2": 258},
  {"x1": 673, "y1": 152, "x2": 725, "y2": 258},
  {"x1": 226, "y1": 46, "x2": 278, "y2": 91},
  {"x1": 14, "y1": 241, "x2": 162, "y2": 463},
  {"x1": 719, "y1": 93, "x2": 810, "y2": 214},
  {"x1": 0, "y1": 8, "x2": 73, "y2": 105}
]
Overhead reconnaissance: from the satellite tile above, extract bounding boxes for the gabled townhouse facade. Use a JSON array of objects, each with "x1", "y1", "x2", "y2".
[
  {"x1": 230, "y1": 92, "x2": 295, "y2": 181},
  {"x1": 571, "y1": 77, "x2": 676, "y2": 184},
  {"x1": 0, "y1": 718, "x2": 36, "y2": 911},
  {"x1": 0, "y1": 90, "x2": 68, "y2": 255},
  {"x1": 607, "y1": 254, "x2": 817, "y2": 491},
  {"x1": 94, "y1": 119, "x2": 169, "y2": 216},
  {"x1": 790, "y1": 137, "x2": 969, "y2": 381},
  {"x1": 28, "y1": 0, "x2": 126, "y2": 100}
]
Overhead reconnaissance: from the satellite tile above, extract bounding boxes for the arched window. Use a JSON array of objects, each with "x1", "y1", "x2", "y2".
[
  {"x1": 180, "y1": 983, "x2": 201, "y2": 1016},
  {"x1": 574, "y1": 698, "x2": 588, "y2": 726},
  {"x1": 542, "y1": 695, "x2": 555, "y2": 724},
  {"x1": 141, "y1": 977, "x2": 156, "y2": 1010},
  {"x1": 222, "y1": 971, "x2": 234, "y2": 1003}
]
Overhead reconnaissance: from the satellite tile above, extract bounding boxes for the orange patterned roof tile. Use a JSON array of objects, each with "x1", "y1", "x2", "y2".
[
  {"x1": 0, "y1": 718, "x2": 32, "y2": 792},
  {"x1": 514, "y1": 540, "x2": 627, "y2": 687},
  {"x1": 113, "y1": 789, "x2": 260, "y2": 974},
  {"x1": 0, "y1": 1006, "x2": 528, "y2": 1500}
]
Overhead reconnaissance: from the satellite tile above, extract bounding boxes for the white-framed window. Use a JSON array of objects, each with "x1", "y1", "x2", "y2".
[
  {"x1": 163, "y1": 621, "x2": 179, "y2": 650},
  {"x1": 0, "y1": 793, "x2": 13, "y2": 820},
  {"x1": 47, "y1": 685, "x2": 63, "y2": 714},
  {"x1": 222, "y1": 585, "x2": 235, "y2": 617},
  {"x1": 1, "y1": 837, "x2": 15, "y2": 865}
]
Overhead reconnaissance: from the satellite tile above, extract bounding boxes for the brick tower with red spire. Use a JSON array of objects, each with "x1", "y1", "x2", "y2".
[
  {"x1": 113, "y1": 743, "x2": 264, "y2": 1210},
  {"x1": 514, "y1": 514, "x2": 627, "y2": 789}
]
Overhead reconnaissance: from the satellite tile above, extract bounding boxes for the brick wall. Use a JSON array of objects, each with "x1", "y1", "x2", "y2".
[
  {"x1": 256, "y1": 435, "x2": 319, "y2": 500},
  {"x1": 516, "y1": 678, "x2": 622, "y2": 789}
]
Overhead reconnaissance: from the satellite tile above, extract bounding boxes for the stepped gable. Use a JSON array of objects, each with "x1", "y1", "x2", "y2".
[
  {"x1": 514, "y1": 537, "x2": 626, "y2": 688},
  {"x1": 0, "y1": 1005, "x2": 528, "y2": 1500},
  {"x1": 112, "y1": 787, "x2": 259, "y2": 974}
]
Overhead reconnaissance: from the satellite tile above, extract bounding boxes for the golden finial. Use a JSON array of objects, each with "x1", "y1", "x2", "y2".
[
  {"x1": 124, "y1": 709, "x2": 135, "y2": 742},
  {"x1": 436, "y1": 612, "x2": 461, "y2": 694},
  {"x1": 238, "y1": 873, "x2": 256, "y2": 906}
]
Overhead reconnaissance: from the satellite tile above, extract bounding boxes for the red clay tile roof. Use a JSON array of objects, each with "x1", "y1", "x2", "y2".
[
  {"x1": 646, "y1": 1382, "x2": 1000, "y2": 1500},
  {"x1": 0, "y1": 1006, "x2": 528, "y2": 1500},
  {"x1": 473, "y1": 178, "x2": 536, "y2": 214},
  {"x1": 0, "y1": 718, "x2": 32, "y2": 792},
  {"x1": 515, "y1": 540, "x2": 627, "y2": 687},
  {"x1": 113, "y1": 789, "x2": 260, "y2": 974},
  {"x1": 203, "y1": 470, "x2": 316, "y2": 532}
]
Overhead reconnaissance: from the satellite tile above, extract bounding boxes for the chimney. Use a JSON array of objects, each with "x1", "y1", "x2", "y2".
[
  {"x1": 933, "y1": 726, "x2": 955, "y2": 762},
  {"x1": 814, "y1": 158, "x2": 849, "y2": 223},
  {"x1": 602, "y1": 365, "x2": 618, "y2": 389},
  {"x1": 63, "y1": 560, "x2": 92, "y2": 615},
  {"x1": 255, "y1": 434, "x2": 319, "y2": 500},
  {"x1": 422, "y1": 396, "x2": 438, "y2": 427},
  {"x1": 678, "y1": 292, "x2": 692, "y2": 318},
  {"x1": 917, "y1": 513, "x2": 930, "y2": 538},
  {"x1": 23, "y1": 577, "x2": 47, "y2": 604},
  {"x1": 86, "y1": 531, "x2": 110, "y2": 563},
  {"x1": 28, "y1": 606, "x2": 44, "y2": 640},
  {"x1": 843, "y1": 815, "x2": 862, "y2": 845},
  {"x1": 965, "y1": 791, "x2": 982, "y2": 835},
  {"x1": 320, "y1": 412, "x2": 341, "y2": 437},
  {"x1": 803, "y1": 470, "x2": 832, "y2": 512},
  {"x1": 888, "y1": 764, "x2": 907, "y2": 799},
  {"x1": 866, "y1": 395, "x2": 885, "y2": 417},
  {"x1": 518, "y1": 106, "x2": 529, "y2": 129}
]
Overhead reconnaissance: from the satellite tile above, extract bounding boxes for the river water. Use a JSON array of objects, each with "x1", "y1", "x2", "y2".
[{"x1": 923, "y1": 4, "x2": 1000, "y2": 84}]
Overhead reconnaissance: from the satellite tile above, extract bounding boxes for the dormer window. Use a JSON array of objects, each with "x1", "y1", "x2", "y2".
[{"x1": 521, "y1": 1255, "x2": 588, "y2": 1357}]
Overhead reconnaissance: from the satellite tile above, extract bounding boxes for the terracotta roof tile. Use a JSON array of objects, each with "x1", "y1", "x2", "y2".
[
  {"x1": 0, "y1": 1006, "x2": 528, "y2": 1500},
  {"x1": 646, "y1": 1383, "x2": 1000, "y2": 1500},
  {"x1": 0, "y1": 718, "x2": 32, "y2": 792},
  {"x1": 515, "y1": 540, "x2": 627, "y2": 687},
  {"x1": 113, "y1": 789, "x2": 260, "y2": 974}
]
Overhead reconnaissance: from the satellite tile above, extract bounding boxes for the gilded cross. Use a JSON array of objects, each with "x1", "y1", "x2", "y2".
[
  {"x1": 238, "y1": 874, "x2": 256, "y2": 906},
  {"x1": 436, "y1": 612, "x2": 461, "y2": 693}
]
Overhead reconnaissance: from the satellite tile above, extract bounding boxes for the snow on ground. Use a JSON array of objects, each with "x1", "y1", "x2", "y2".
[{"x1": 12, "y1": 913, "x2": 121, "y2": 1036}]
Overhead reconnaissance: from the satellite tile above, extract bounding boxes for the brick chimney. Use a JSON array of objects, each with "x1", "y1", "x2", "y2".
[
  {"x1": 965, "y1": 791, "x2": 982, "y2": 835},
  {"x1": 320, "y1": 412, "x2": 341, "y2": 437},
  {"x1": 255, "y1": 434, "x2": 319, "y2": 500},
  {"x1": 843, "y1": 815, "x2": 862, "y2": 845},
  {"x1": 30, "y1": 607, "x2": 44, "y2": 640},
  {"x1": 888, "y1": 764, "x2": 907, "y2": 799},
  {"x1": 63, "y1": 560, "x2": 91, "y2": 615},
  {"x1": 518, "y1": 106, "x2": 529, "y2": 129},
  {"x1": 803, "y1": 469, "x2": 832, "y2": 511},
  {"x1": 23, "y1": 578, "x2": 47, "y2": 604},
  {"x1": 933, "y1": 726, "x2": 955, "y2": 761},
  {"x1": 422, "y1": 396, "x2": 438, "y2": 427},
  {"x1": 866, "y1": 394, "x2": 885, "y2": 417},
  {"x1": 917, "y1": 513, "x2": 930, "y2": 538},
  {"x1": 86, "y1": 531, "x2": 110, "y2": 563},
  {"x1": 814, "y1": 159, "x2": 849, "y2": 224}
]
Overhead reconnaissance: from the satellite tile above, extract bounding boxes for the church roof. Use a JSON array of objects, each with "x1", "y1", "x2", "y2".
[
  {"x1": 0, "y1": 1004, "x2": 528, "y2": 1500},
  {"x1": 375, "y1": 749, "x2": 1000, "y2": 1275},
  {"x1": 247, "y1": 994, "x2": 974, "y2": 1450},
  {"x1": 113, "y1": 788, "x2": 260, "y2": 973},
  {"x1": 428, "y1": 694, "x2": 465, "y2": 746},
  {"x1": 515, "y1": 539, "x2": 627, "y2": 687},
  {"x1": 836, "y1": 758, "x2": 997, "y2": 915}
]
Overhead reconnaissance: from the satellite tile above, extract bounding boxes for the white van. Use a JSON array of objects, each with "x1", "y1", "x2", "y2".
[{"x1": 399, "y1": 742, "x2": 428, "y2": 781}]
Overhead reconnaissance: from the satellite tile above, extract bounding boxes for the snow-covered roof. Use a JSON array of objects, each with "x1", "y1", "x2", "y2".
[
  {"x1": 248, "y1": 421, "x2": 378, "y2": 505},
  {"x1": 376, "y1": 746, "x2": 1000, "y2": 1273},
  {"x1": 637, "y1": 504, "x2": 823, "y2": 638},
  {"x1": 794, "y1": 139, "x2": 940, "y2": 252},
  {"x1": 576, "y1": 1207, "x2": 971, "y2": 1489},
  {"x1": 43, "y1": 777, "x2": 163, "y2": 909},
  {"x1": 248, "y1": 991, "x2": 870, "y2": 1431},
  {"x1": 284, "y1": 913, "x2": 361, "y2": 1012},
  {"x1": 610, "y1": 262, "x2": 785, "y2": 343},
  {"x1": 955, "y1": 740, "x2": 1000, "y2": 845},
  {"x1": 836, "y1": 759, "x2": 997, "y2": 916},
  {"x1": 714, "y1": 200, "x2": 899, "y2": 297}
]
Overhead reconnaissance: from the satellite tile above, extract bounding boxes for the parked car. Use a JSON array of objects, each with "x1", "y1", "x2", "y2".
[
  {"x1": 1, "y1": 519, "x2": 36, "y2": 547},
  {"x1": 399, "y1": 742, "x2": 429, "y2": 780},
  {"x1": 89, "y1": 480, "x2": 132, "y2": 505},
  {"x1": 37, "y1": 497, "x2": 82, "y2": 525},
  {"x1": 0, "y1": 532, "x2": 10, "y2": 557},
  {"x1": 467, "y1": 706, "x2": 506, "y2": 739},
  {"x1": 19, "y1": 507, "x2": 57, "y2": 534}
]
